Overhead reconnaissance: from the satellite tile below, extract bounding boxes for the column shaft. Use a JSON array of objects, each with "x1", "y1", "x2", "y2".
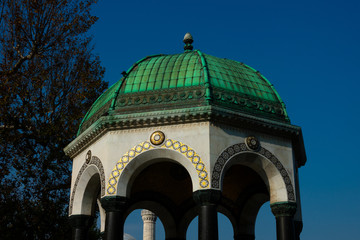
[
  {"x1": 101, "y1": 196, "x2": 128, "y2": 240},
  {"x1": 198, "y1": 204, "x2": 218, "y2": 240},
  {"x1": 275, "y1": 216, "x2": 295, "y2": 240},
  {"x1": 105, "y1": 211, "x2": 124, "y2": 240},
  {"x1": 193, "y1": 190, "x2": 221, "y2": 240},
  {"x1": 69, "y1": 215, "x2": 92, "y2": 240}
]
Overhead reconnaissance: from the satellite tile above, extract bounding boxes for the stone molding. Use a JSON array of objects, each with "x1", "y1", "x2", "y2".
[
  {"x1": 69, "y1": 156, "x2": 105, "y2": 215},
  {"x1": 211, "y1": 142, "x2": 295, "y2": 201}
]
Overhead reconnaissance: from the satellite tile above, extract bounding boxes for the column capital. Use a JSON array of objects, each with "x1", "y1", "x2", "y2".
[
  {"x1": 100, "y1": 196, "x2": 129, "y2": 212},
  {"x1": 271, "y1": 202, "x2": 297, "y2": 217},
  {"x1": 193, "y1": 189, "x2": 221, "y2": 205},
  {"x1": 68, "y1": 214, "x2": 93, "y2": 229},
  {"x1": 141, "y1": 209, "x2": 157, "y2": 222}
]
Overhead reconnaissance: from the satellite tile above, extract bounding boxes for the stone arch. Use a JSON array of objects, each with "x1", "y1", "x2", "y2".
[
  {"x1": 107, "y1": 139, "x2": 210, "y2": 196},
  {"x1": 69, "y1": 155, "x2": 105, "y2": 215},
  {"x1": 211, "y1": 143, "x2": 295, "y2": 203}
]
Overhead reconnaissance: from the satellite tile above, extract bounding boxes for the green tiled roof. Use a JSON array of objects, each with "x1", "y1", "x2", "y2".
[
  {"x1": 121, "y1": 52, "x2": 204, "y2": 93},
  {"x1": 78, "y1": 50, "x2": 289, "y2": 135}
]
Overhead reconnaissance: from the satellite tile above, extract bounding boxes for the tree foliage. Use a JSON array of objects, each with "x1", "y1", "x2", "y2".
[{"x1": 0, "y1": 0, "x2": 108, "y2": 238}]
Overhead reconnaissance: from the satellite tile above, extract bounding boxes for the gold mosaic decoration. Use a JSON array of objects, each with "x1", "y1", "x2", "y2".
[
  {"x1": 107, "y1": 139, "x2": 209, "y2": 195},
  {"x1": 161, "y1": 139, "x2": 209, "y2": 189}
]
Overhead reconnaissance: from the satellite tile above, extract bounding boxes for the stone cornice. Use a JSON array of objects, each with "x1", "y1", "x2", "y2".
[
  {"x1": 64, "y1": 106, "x2": 212, "y2": 158},
  {"x1": 64, "y1": 106, "x2": 305, "y2": 166}
]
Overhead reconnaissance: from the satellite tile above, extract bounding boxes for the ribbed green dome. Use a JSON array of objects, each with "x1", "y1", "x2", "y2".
[{"x1": 78, "y1": 50, "x2": 289, "y2": 135}]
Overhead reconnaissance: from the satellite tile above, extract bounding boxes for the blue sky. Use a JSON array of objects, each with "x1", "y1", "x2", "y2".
[{"x1": 90, "y1": 0, "x2": 360, "y2": 239}]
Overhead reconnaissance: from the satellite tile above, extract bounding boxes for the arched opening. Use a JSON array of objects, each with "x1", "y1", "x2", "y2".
[
  {"x1": 255, "y1": 202, "x2": 276, "y2": 240},
  {"x1": 130, "y1": 160, "x2": 193, "y2": 206},
  {"x1": 128, "y1": 160, "x2": 193, "y2": 239},
  {"x1": 82, "y1": 173, "x2": 101, "y2": 215},
  {"x1": 221, "y1": 164, "x2": 270, "y2": 239},
  {"x1": 69, "y1": 159, "x2": 108, "y2": 238},
  {"x1": 114, "y1": 147, "x2": 203, "y2": 197},
  {"x1": 218, "y1": 213, "x2": 234, "y2": 240},
  {"x1": 124, "y1": 209, "x2": 166, "y2": 239},
  {"x1": 185, "y1": 212, "x2": 233, "y2": 239},
  {"x1": 186, "y1": 216, "x2": 198, "y2": 239},
  {"x1": 80, "y1": 173, "x2": 104, "y2": 238}
]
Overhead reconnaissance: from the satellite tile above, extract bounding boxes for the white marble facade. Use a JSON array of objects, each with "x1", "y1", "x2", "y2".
[{"x1": 67, "y1": 120, "x2": 301, "y2": 232}]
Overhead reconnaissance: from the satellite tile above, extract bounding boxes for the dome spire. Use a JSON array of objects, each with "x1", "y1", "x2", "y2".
[{"x1": 183, "y1": 32, "x2": 193, "y2": 52}]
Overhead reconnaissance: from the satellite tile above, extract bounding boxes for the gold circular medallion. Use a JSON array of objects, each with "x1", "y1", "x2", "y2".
[
  {"x1": 246, "y1": 136, "x2": 260, "y2": 151},
  {"x1": 150, "y1": 131, "x2": 165, "y2": 145}
]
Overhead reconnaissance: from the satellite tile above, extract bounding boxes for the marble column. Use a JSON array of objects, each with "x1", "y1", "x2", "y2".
[
  {"x1": 141, "y1": 209, "x2": 157, "y2": 240},
  {"x1": 271, "y1": 202, "x2": 297, "y2": 240},
  {"x1": 193, "y1": 190, "x2": 222, "y2": 240}
]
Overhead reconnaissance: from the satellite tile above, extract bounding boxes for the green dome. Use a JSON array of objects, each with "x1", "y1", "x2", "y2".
[{"x1": 78, "y1": 50, "x2": 289, "y2": 135}]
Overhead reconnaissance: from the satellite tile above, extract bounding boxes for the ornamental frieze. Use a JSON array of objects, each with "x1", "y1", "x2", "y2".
[
  {"x1": 211, "y1": 87, "x2": 286, "y2": 118},
  {"x1": 115, "y1": 86, "x2": 206, "y2": 107}
]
